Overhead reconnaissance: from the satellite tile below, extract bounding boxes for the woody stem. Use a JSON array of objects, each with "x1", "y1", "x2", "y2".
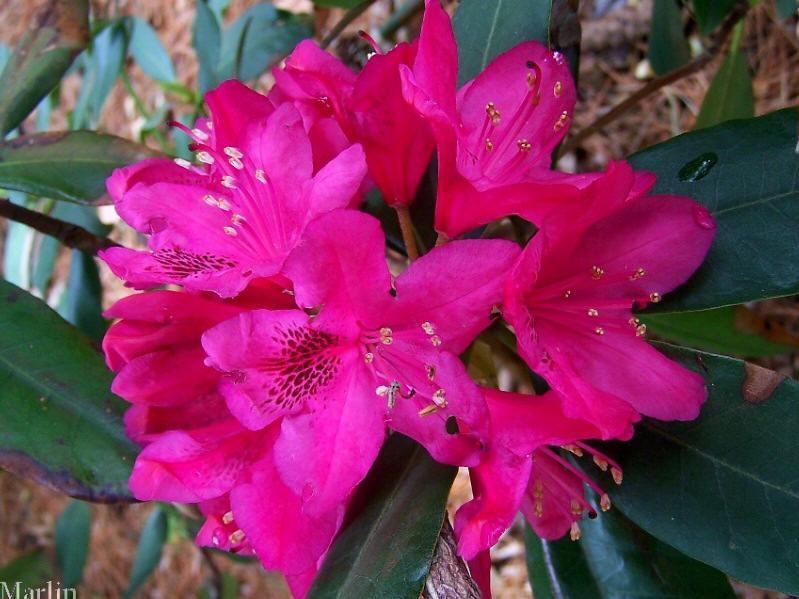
[{"x1": 396, "y1": 205, "x2": 419, "y2": 261}]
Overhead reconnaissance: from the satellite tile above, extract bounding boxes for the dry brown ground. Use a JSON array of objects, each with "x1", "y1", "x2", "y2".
[{"x1": 1, "y1": 1, "x2": 797, "y2": 598}]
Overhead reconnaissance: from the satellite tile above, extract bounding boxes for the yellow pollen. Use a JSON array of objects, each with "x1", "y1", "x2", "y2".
[
  {"x1": 600, "y1": 494, "x2": 611, "y2": 512},
  {"x1": 228, "y1": 157, "x2": 244, "y2": 170},
  {"x1": 221, "y1": 176, "x2": 237, "y2": 189},
  {"x1": 526, "y1": 71, "x2": 537, "y2": 87},
  {"x1": 554, "y1": 110, "x2": 569, "y2": 131},
  {"x1": 421, "y1": 321, "x2": 435, "y2": 335},
  {"x1": 429, "y1": 335, "x2": 442, "y2": 347},
  {"x1": 375, "y1": 385, "x2": 389, "y2": 397},
  {"x1": 593, "y1": 456, "x2": 609, "y2": 471},
  {"x1": 635, "y1": 324, "x2": 647, "y2": 337},
  {"x1": 611, "y1": 467, "x2": 623, "y2": 485},
  {"x1": 196, "y1": 151, "x2": 214, "y2": 164},
  {"x1": 570, "y1": 498, "x2": 582, "y2": 516},
  {"x1": 364, "y1": 352, "x2": 374, "y2": 364},
  {"x1": 217, "y1": 199, "x2": 231, "y2": 211},
  {"x1": 425, "y1": 365, "x2": 436, "y2": 381},
  {"x1": 630, "y1": 267, "x2": 646, "y2": 280},
  {"x1": 587, "y1": 308, "x2": 598, "y2": 317},
  {"x1": 174, "y1": 157, "x2": 191, "y2": 169},
  {"x1": 418, "y1": 405, "x2": 437, "y2": 416},
  {"x1": 223, "y1": 226, "x2": 237, "y2": 237},
  {"x1": 432, "y1": 388, "x2": 447, "y2": 408},
  {"x1": 485, "y1": 138, "x2": 493, "y2": 151},
  {"x1": 591, "y1": 265, "x2": 604, "y2": 279},
  {"x1": 255, "y1": 169, "x2": 266, "y2": 183},
  {"x1": 649, "y1": 292, "x2": 662, "y2": 303},
  {"x1": 563, "y1": 444, "x2": 583, "y2": 457},
  {"x1": 517, "y1": 139, "x2": 531, "y2": 152},
  {"x1": 570, "y1": 522, "x2": 581, "y2": 541},
  {"x1": 223, "y1": 146, "x2": 243, "y2": 159},
  {"x1": 203, "y1": 194, "x2": 218, "y2": 207},
  {"x1": 379, "y1": 327, "x2": 393, "y2": 345},
  {"x1": 594, "y1": 327, "x2": 605, "y2": 336},
  {"x1": 554, "y1": 81, "x2": 562, "y2": 97},
  {"x1": 192, "y1": 128, "x2": 209, "y2": 141},
  {"x1": 222, "y1": 511, "x2": 234, "y2": 524},
  {"x1": 229, "y1": 529, "x2": 245, "y2": 545},
  {"x1": 485, "y1": 102, "x2": 501, "y2": 125},
  {"x1": 231, "y1": 213, "x2": 246, "y2": 226},
  {"x1": 534, "y1": 500, "x2": 543, "y2": 517}
]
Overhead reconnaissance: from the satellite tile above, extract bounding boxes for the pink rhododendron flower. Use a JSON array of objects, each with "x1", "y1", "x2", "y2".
[
  {"x1": 103, "y1": 282, "x2": 344, "y2": 588},
  {"x1": 101, "y1": 83, "x2": 368, "y2": 298},
  {"x1": 201, "y1": 209, "x2": 520, "y2": 516},
  {"x1": 272, "y1": 5, "x2": 445, "y2": 207},
  {"x1": 400, "y1": 0, "x2": 594, "y2": 239},
  {"x1": 504, "y1": 162, "x2": 716, "y2": 437}
]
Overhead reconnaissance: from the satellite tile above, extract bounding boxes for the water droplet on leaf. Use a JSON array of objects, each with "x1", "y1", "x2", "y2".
[{"x1": 678, "y1": 152, "x2": 718, "y2": 182}]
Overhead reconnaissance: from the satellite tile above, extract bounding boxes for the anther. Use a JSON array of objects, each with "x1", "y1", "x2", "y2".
[
  {"x1": 429, "y1": 335, "x2": 442, "y2": 347},
  {"x1": 594, "y1": 327, "x2": 605, "y2": 336},
  {"x1": 534, "y1": 501, "x2": 544, "y2": 517},
  {"x1": 229, "y1": 529, "x2": 245, "y2": 545},
  {"x1": 649, "y1": 292, "x2": 662, "y2": 303},
  {"x1": 217, "y1": 199, "x2": 231, "y2": 211},
  {"x1": 635, "y1": 324, "x2": 647, "y2": 337},
  {"x1": 174, "y1": 157, "x2": 191, "y2": 169},
  {"x1": 564, "y1": 289, "x2": 572, "y2": 298},
  {"x1": 591, "y1": 265, "x2": 604, "y2": 279},
  {"x1": 570, "y1": 522, "x2": 581, "y2": 541},
  {"x1": 223, "y1": 226, "x2": 237, "y2": 237},
  {"x1": 196, "y1": 151, "x2": 214, "y2": 164},
  {"x1": 375, "y1": 385, "x2": 389, "y2": 397},
  {"x1": 611, "y1": 467, "x2": 623, "y2": 485},
  {"x1": 554, "y1": 110, "x2": 569, "y2": 131},
  {"x1": 379, "y1": 327, "x2": 393, "y2": 345},
  {"x1": 364, "y1": 352, "x2": 374, "y2": 364},
  {"x1": 593, "y1": 456, "x2": 608, "y2": 471},
  {"x1": 231, "y1": 213, "x2": 246, "y2": 226},
  {"x1": 485, "y1": 138, "x2": 493, "y2": 151},
  {"x1": 563, "y1": 444, "x2": 583, "y2": 456},
  {"x1": 570, "y1": 498, "x2": 582, "y2": 516},
  {"x1": 425, "y1": 365, "x2": 436, "y2": 381},
  {"x1": 630, "y1": 267, "x2": 646, "y2": 280},
  {"x1": 418, "y1": 405, "x2": 437, "y2": 416},
  {"x1": 221, "y1": 176, "x2": 237, "y2": 189},
  {"x1": 222, "y1": 511, "x2": 234, "y2": 524},
  {"x1": 587, "y1": 308, "x2": 599, "y2": 317},
  {"x1": 203, "y1": 194, "x2": 218, "y2": 207},
  {"x1": 533, "y1": 480, "x2": 544, "y2": 498},
  {"x1": 628, "y1": 317, "x2": 640, "y2": 326},
  {"x1": 600, "y1": 494, "x2": 611, "y2": 512},
  {"x1": 432, "y1": 389, "x2": 447, "y2": 408},
  {"x1": 421, "y1": 322, "x2": 435, "y2": 335},
  {"x1": 553, "y1": 81, "x2": 562, "y2": 97},
  {"x1": 485, "y1": 102, "x2": 500, "y2": 125},
  {"x1": 517, "y1": 139, "x2": 531, "y2": 152},
  {"x1": 229, "y1": 157, "x2": 244, "y2": 170},
  {"x1": 255, "y1": 169, "x2": 266, "y2": 183},
  {"x1": 223, "y1": 146, "x2": 243, "y2": 159},
  {"x1": 192, "y1": 128, "x2": 209, "y2": 141}
]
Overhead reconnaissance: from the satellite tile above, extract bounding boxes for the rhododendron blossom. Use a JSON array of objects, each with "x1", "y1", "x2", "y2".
[
  {"x1": 101, "y1": 85, "x2": 368, "y2": 298},
  {"x1": 202, "y1": 209, "x2": 520, "y2": 515}
]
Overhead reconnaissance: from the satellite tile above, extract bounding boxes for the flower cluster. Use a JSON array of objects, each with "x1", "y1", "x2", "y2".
[{"x1": 101, "y1": 1, "x2": 715, "y2": 596}]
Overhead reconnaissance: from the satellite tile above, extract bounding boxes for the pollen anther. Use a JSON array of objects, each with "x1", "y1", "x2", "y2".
[
  {"x1": 517, "y1": 139, "x2": 531, "y2": 152},
  {"x1": 635, "y1": 324, "x2": 647, "y2": 337},
  {"x1": 222, "y1": 511, "x2": 234, "y2": 524},
  {"x1": 255, "y1": 169, "x2": 266, "y2": 183},
  {"x1": 418, "y1": 405, "x2": 438, "y2": 416},
  {"x1": 203, "y1": 194, "x2": 218, "y2": 207},
  {"x1": 223, "y1": 226, "x2": 237, "y2": 237},
  {"x1": 364, "y1": 352, "x2": 374, "y2": 364},
  {"x1": 554, "y1": 81, "x2": 562, "y2": 97},
  {"x1": 223, "y1": 146, "x2": 243, "y2": 159},
  {"x1": 196, "y1": 151, "x2": 214, "y2": 164},
  {"x1": 432, "y1": 388, "x2": 447, "y2": 408},
  {"x1": 591, "y1": 265, "x2": 604, "y2": 279},
  {"x1": 229, "y1": 157, "x2": 244, "y2": 170},
  {"x1": 174, "y1": 157, "x2": 191, "y2": 169},
  {"x1": 649, "y1": 292, "x2": 662, "y2": 303},
  {"x1": 429, "y1": 335, "x2": 442, "y2": 347},
  {"x1": 421, "y1": 322, "x2": 435, "y2": 335},
  {"x1": 630, "y1": 267, "x2": 646, "y2": 280},
  {"x1": 229, "y1": 529, "x2": 245, "y2": 545},
  {"x1": 594, "y1": 327, "x2": 605, "y2": 335},
  {"x1": 587, "y1": 308, "x2": 598, "y2": 317},
  {"x1": 221, "y1": 176, "x2": 237, "y2": 189},
  {"x1": 570, "y1": 522, "x2": 581, "y2": 541}
]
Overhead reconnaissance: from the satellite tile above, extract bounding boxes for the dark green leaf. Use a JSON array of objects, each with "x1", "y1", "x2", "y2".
[
  {"x1": 0, "y1": 1, "x2": 89, "y2": 136},
  {"x1": 218, "y1": 5, "x2": 313, "y2": 82},
  {"x1": 55, "y1": 500, "x2": 91, "y2": 587},
  {"x1": 125, "y1": 505, "x2": 168, "y2": 599},
  {"x1": 648, "y1": 0, "x2": 691, "y2": 75},
  {"x1": 307, "y1": 434, "x2": 456, "y2": 599},
  {"x1": 197, "y1": 573, "x2": 240, "y2": 599},
  {"x1": 312, "y1": 0, "x2": 362, "y2": 7},
  {"x1": 642, "y1": 306, "x2": 794, "y2": 356},
  {"x1": 0, "y1": 131, "x2": 162, "y2": 204},
  {"x1": 453, "y1": 0, "x2": 552, "y2": 86},
  {"x1": 695, "y1": 47, "x2": 753, "y2": 129},
  {"x1": 89, "y1": 22, "x2": 127, "y2": 122},
  {"x1": 777, "y1": 0, "x2": 797, "y2": 19},
  {"x1": 595, "y1": 344, "x2": 799, "y2": 594},
  {"x1": 193, "y1": 0, "x2": 222, "y2": 95},
  {"x1": 524, "y1": 494, "x2": 736, "y2": 598},
  {"x1": 0, "y1": 279, "x2": 137, "y2": 501},
  {"x1": 0, "y1": 550, "x2": 53, "y2": 588},
  {"x1": 129, "y1": 17, "x2": 176, "y2": 83},
  {"x1": 693, "y1": 0, "x2": 738, "y2": 35},
  {"x1": 629, "y1": 108, "x2": 799, "y2": 312}
]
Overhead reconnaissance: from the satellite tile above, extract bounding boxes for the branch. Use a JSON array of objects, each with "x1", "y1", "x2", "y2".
[
  {"x1": 320, "y1": 0, "x2": 379, "y2": 49},
  {"x1": 0, "y1": 199, "x2": 119, "y2": 255},
  {"x1": 423, "y1": 518, "x2": 482, "y2": 599},
  {"x1": 560, "y1": 0, "x2": 751, "y2": 155}
]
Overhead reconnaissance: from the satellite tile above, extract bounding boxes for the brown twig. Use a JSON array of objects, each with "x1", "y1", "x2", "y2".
[
  {"x1": 396, "y1": 205, "x2": 419, "y2": 261},
  {"x1": 422, "y1": 518, "x2": 482, "y2": 599},
  {"x1": 0, "y1": 199, "x2": 118, "y2": 255},
  {"x1": 320, "y1": 0, "x2": 379, "y2": 49},
  {"x1": 560, "y1": 0, "x2": 751, "y2": 155}
]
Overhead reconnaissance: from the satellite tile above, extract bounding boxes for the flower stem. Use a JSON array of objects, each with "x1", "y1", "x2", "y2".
[{"x1": 395, "y1": 205, "x2": 419, "y2": 261}]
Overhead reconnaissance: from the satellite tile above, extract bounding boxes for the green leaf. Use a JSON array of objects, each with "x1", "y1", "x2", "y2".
[
  {"x1": 312, "y1": 0, "x2": 362, "y2": 7},
  {"x1": 0, "y1": 279, "x2": 137, "y2": 501},
  {"x1": 0, "y1": 550, "x2": 53, "y2": 588},
  {"x1": 193, "y1": 0, "x2": 222, "y2": 95},
  {"x1": 89, "y1": 22, "x2": 127, "y2": 123},
  {"x1": 595, "y1": 344, "x2": 799, "y2": 594},
  {"x1": 217, "y1": 5, "x2": 313, "y2": 82},
  {"x1": 0, "y1": 131, "x2": 162, "y2": 204},
  {"x1": 129, "y1": 17, "x2": 177, "y2": 83},
  {"x1": 629, "y1": 108, "x2": 799, "y2": 312},
  {"x1": 524, "y1": 494, "x2": 736, "y2": 599},
  {"x1": 197, "y1": 573, "x2": 240, "y2": 599},
  {"x1": 695, "y1": 42, "x2": 753, "y2": 129},
  {"x1": 307, "y1": 434, "x2": 456, "y2": 599},
  {"x1": 125, "y1": 505, "x2": 168, "y2": 599},
  {"x1": 777, "y1": 0, "x2": 797, "y2": 18},
  {"x1": 0, "y1": 1, "x2": 89, "y2": 136},
  {"x1": 453, "y1": 0, "x2": 552, "y2": 86},
  {"x1": 55, "y1": 500, "x2": 91, "y2": 587},
  {"x1": 693, "y1": 0, "x2": 738, "y2": 35},
  {"x1": 641, "y1": 306, "x2": 794, "y2": 356},
  {"x1": 648, "y1": 0, "x2": 691, "y2": 75}
]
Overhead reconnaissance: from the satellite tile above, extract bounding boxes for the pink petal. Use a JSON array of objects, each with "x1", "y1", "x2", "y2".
[
  {"x1": 205, "y1": 80, "x2": 275, "y2": 149},
  {"x1": 303, "y1": 143, "x2": 368, "y2": 217},
  {"x1": 521, "y1": 449, "x2": 585, "y2": 540},
  {"x1": 414, "y1": 0, "x2": 458, "y2": 121}
]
